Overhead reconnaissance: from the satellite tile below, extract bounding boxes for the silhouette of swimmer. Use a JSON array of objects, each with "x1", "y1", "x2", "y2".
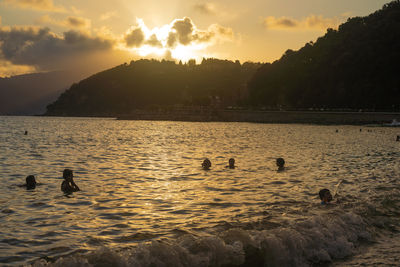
[
  {"x1": 202, "y1": 158, "x2": 211, "y2": 170},
  {"x1": 397, "y1": 135, "x2": 400, "y2": 141},
  {"x1": 319, "y1": 188, "x2": 337, "y2": 205},
  {"x1": 226, "y1": 158, "x2": 235, "y2": 169},
  {"x1": 24, "y1": 131, "x2": 28, "y2": 135},
  {"x1": 276, "y1": 157, "x2": 285, "y2": 171},
  {"x1": 61, "y1": 169, "x2": 80, "y2": 193},
  {"x1": 25, "y1": 175, "x2": 37, "y2": 189}
]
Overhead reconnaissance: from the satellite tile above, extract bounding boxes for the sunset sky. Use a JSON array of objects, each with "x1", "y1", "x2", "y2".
[{"x1": 0, "y1": 0, "x2": 392, "y2": 76}]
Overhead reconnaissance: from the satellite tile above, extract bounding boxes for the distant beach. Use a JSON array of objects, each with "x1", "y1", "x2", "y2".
[{"x1": 118, "y1": 109, "x2": 400, "y2": 125}]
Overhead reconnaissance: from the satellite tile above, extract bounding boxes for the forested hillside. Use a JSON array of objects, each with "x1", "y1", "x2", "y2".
[
  {"x1": 45, "y1": 59, "x2": 261, "y2": 116},
  {"x1": 248, "y1": 1, "x2": 400, "y2": 111}
]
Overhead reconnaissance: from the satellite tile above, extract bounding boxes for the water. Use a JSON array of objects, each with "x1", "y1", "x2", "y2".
[{"x1": 0, "y1": 116, "x2": 399, "y2": 266}]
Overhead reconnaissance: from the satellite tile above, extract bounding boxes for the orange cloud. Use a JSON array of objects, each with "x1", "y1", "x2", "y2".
[
  {"x1": 3, "y1": 0, "x2": 66, "y2": 12},
  {"x1": 0, "y1": 60, "x2": 36, "y2": 77},
  {"x1": 37, "y1": 15, "x2": 91, "y2": 29},
  {"x1": 263, "y1": 15, "x2": 343, "y2": 31}
]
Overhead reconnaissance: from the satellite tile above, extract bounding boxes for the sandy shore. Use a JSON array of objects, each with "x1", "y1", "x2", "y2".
[{"x1": 118, "y1": 110, "x2": 400, "y2": 125}]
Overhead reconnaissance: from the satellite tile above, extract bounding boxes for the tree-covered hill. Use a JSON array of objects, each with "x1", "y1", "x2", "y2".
[
  {"x1": 45, "y1": 59, "x2": 261, "y2": 116},
  {"x1": 248, "y1": 0, "x2": 400, "y2": 111}
]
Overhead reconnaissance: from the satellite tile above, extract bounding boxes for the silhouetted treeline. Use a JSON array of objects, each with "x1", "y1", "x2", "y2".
[
  {"x1": 248, "y1": 0, "x2": 400, "y2": 111},
  {"x1": 45, "y1": 58, "x2": 261, "y2": 116}
]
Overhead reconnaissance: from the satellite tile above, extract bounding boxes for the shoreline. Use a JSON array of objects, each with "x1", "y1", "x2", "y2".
[{"x1": 117, "y1": 110, "x2": 400, "y2": 125}]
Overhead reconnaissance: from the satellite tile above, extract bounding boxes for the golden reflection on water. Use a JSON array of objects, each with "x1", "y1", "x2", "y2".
[{"x1": 0, "y1": 117, "x2": 400, "y2": 263}]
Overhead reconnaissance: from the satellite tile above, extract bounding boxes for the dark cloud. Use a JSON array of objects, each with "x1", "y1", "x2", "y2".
[
  {"x1": 66, "y1": 16, "x2": 90, "y2": 28},
  {"x1": 263, "y1": 16, "x2": 297, "y2": 29},
  {"x1": 146, "y1": 34, "x2": 162, "y2": 47},
  {"x1": 171, "y1": 17, "x2": 194, "y2": 45},
  {"x1": 277, "y1": 18, "x2": 297, "y2": 27},
  {"x1": 167, "y1": 32, "x2": 177, "y2": 47},
  {"x1": 0, "y1": 26, "x2": 114, "y2": 70},
  {"x1": 125, "y1": 27, "x2": 145, "y2": 47}
]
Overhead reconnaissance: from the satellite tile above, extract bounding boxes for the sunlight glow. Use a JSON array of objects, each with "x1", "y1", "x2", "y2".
[
  {"x1": 124, "y1": 18, "x2": 213, "y2": 62},
  {"x1": 171, "y1": 44, "x2": 205, "y2": 62},
  {"x1": 136, "y1": 45, "x2": 165, "y2": 57}
]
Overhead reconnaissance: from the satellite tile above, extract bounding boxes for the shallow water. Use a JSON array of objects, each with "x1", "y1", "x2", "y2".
[{"x1": 0, "y1": 116, "x2": 399, "y2": 266}]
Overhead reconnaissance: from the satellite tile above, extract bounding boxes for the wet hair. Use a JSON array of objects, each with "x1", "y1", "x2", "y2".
[
  {"x1": 276, "y1": 158, "x2": 285, "y2": 168},
  {"x1": 319, "y1": 188, "x2": 330, "y2": 200},
  {"x1": 229, "y1": 158, "x2": 235, "y2": 165},
  {"x1": 26, "y1": 175, "x2": 36, "y2": 189},
  {"x1": 202, "y1": 158, "x2": 211, "y2": 169},
  {"x1": 63, "y1": 169, "x2": 73, "y2": 179}
]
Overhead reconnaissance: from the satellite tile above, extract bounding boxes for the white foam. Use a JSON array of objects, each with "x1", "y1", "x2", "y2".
[{"x1": 31, "y1": 211, "x2": 372, "y2": 267}]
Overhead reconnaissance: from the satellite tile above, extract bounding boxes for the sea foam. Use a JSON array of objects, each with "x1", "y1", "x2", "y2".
[{"x1": 31, "y1": 211, "x2": 371, "y2": 267}]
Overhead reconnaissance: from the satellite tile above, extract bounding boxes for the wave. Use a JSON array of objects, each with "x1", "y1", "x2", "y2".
[{"x1": 31, "y1": 209, "x2": 374, "y2": 267}]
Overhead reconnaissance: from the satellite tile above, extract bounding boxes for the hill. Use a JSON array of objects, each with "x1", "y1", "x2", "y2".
[
  {"x1": 0, "y1": 71, "x2": 83, "y2": 115},
  {"x1": 248, "y1": 1, "x2": 400, "y2": 111},
  {"x1": 45, "y1": 59, "x2": 261, "y2": 116}
]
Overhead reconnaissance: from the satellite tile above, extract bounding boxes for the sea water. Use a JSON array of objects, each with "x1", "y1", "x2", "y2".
[{"x1": 0, "y1": 116, "x2": 399, "y2": 266}]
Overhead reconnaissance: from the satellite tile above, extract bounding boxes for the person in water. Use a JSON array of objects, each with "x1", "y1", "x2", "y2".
[
  {"x1": 276, "y1": 157, "x2": 285, "y2": 171},
  {"x1": 227, "y1": 158, "x2": 235, "y2": 169},
  {"x1": 202, "y1": 158, "x2": 212, "y2": 170},
  {"x1": 61, "y1": 169, "x2": 80, "y2": 193},
  {"x1": 319, "y1": 188, "x2": 333, "y2": 204},
  {"x1": 25, "y1": 175, "x2": 37, "y2": 189}
]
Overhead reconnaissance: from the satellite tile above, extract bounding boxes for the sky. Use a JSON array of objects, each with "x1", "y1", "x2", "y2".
[{"x1": 0, "y1": 0, "x2": 393, "y2": 77}]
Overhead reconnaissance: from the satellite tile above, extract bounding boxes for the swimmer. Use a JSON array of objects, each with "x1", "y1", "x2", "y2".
[
  {"x1": 61, "y1": 169, "x2": 80, "y2": 193},
  {"x1": 319, "y1": 188, "x2": 336, "y2": 205},
  {"x1": 24, "y1": 131, "x2": 28, "y2": 135},
  {"x1": 227, "y1": 158, "x2": 235, "y2": 169},
  {"x1": 396, "y1": 135, "x2": 400, "y2": 141},
  {"x1": 25, "y1": 175, "x2": 37, "y2": 190},
  {"x1": 276, "y1": 157, "x2": 285, "y2": 171},
  {"x1": 202, "y1": 158, "x2": 211, "y2": 170}
]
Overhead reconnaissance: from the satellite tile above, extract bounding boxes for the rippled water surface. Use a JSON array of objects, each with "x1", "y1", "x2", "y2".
[{"x1": 0, "y1": 116, "x2": 399, "y2": 266}]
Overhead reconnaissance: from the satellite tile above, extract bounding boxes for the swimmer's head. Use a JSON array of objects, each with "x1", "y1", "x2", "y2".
[
  {"x1": 63, "y1": 169, "x2": 73, "y2": 180},
  {"x1": 26, "y1": 175, "x2": 36, "y2": 189},
  {"x1": 276, "y1": 158, "x2": 285, "y2": 168},
  {"x1": 319, "y1": 188, "x2": 333, "y2": 203},
  {"x1": 202, "y1": 158, "x2": 211, "y2": 170},
  {"x1": 228, "y1": 158, "x2": 235, "y2": 168}
]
